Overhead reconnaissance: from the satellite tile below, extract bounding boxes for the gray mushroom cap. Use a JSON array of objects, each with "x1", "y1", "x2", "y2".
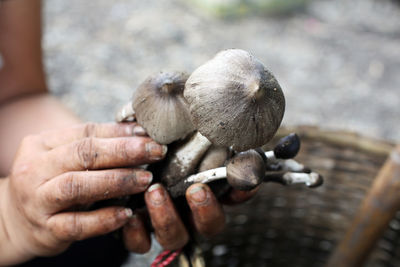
[
  {"x1": 226, "y1": 149, "x2": 265, "y2": 191},
  {"x1": 184, "y1": 49, "x2": 285, "y2": 151},
  {"x1": 133, "y1": 71, "x2": 195, "y2": 145}
]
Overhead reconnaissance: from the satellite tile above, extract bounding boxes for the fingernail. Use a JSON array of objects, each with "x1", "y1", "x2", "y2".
[
  {"x1": 147, "y1": 183, "x2": 166, "y2": 205},
  {"x1": 146, "y1": 142, "x2": 168, "y2": 160},
  {"x1": 189, "y1": 185, "x2": 208, "y2": 204},
  {"x1": 136, "y1": 171, "x2": 153, "y2": 187},
  {"x1": 118, "y1": 208, "x2": 133, "y2": 220},
  {"x1": 133, "y1": 125, "x2": 147, "y2": 136}
]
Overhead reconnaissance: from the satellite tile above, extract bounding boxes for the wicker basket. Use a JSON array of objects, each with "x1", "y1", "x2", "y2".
[{"x1": 198, "y1": 126, "x2": 396, "y2": 267}]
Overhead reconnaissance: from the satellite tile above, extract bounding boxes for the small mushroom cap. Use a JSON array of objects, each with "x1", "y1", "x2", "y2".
[
  {"x1": 185, "y1": 49, "x2": 285, "y2": 151},
  {"x1": 274, "y1": 133, "x2": 301, "y2": 159},
  {"x1": 133, "y1": 71, "x2": 195, "y2": 145},
  {"x1": 226, "y1": 149, "x2": 266, "y2": 191}
]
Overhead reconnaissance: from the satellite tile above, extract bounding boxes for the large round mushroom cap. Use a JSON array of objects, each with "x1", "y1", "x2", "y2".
[
  {"x1": 133, "y1": 71, "x2": 195, "y2": 145},
  {"x1": 184, "y1": 49, "x2": 285, "y2": 151}
]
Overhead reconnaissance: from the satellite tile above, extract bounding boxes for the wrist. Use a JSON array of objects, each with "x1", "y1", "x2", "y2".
[{"x1": 0, "y1": 178, "x2": 34, "y2": 265}]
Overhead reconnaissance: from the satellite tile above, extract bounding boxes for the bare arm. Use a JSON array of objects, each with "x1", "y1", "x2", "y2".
[{"x1": 0, "y1": 0, "x2": 81, "y2": 175}]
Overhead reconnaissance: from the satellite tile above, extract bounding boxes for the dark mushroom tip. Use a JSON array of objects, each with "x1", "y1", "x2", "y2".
[
  {"x1": 274, "y1": 133, "x2": 301, "y2": 159},
  {"x1": 307, "y1": 173, "x2": 324, "y2": 188}
]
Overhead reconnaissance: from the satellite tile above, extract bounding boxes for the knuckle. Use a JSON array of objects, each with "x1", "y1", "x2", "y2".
[
  {"x1": 83, "y1": 122, "x2": 98, "y2": 138},
  {"x1": 64, "y1": 214, "x2": 84, "y2": 241},
  {"x1": 114, "y1": 139, "x2": 130, "y2": 161},
  {"x1": 59, "y1": 173, "x2": 84, "y2": 204},
  {"x1": 49, "y1": 214, "x2": 83, "y2": 242},
  {"x1": 75, "y1": 137, "x2": 98, "y2": 169}
]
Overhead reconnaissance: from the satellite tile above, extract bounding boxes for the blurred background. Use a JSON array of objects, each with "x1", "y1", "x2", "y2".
[
  {"x1": 43, "y1": 0, "x2": 400, "y2": 143},
  {"x1": 42, "y1": 0, "x2": 400, "y2": 265}
]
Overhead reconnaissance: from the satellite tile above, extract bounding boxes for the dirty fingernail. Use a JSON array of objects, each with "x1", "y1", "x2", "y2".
[
  {"x1": 136, "y1": 171, "x2": 153, "y2": 187},
  {"x1": 147, "y1": 183, "x2": 166, "y2": 205},
  {"x1": 146, "y1": 142, "x2": 168, "y2": 160},
  {"x1": 118, "y1": 208, "x2": 133, "y2": 220},
  {"x1": 189, "y1": 185, "x2": 208, "y2": 204},
  {"x1": 133, "y1": 125, "x2": 147, "y2": 136}
]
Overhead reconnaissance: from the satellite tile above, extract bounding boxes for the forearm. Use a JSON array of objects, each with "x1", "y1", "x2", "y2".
[
  {"x1": 0, "y1": 94, "x2": 81, "y2": 175},
  {"x1": 0, "y1": 0, "x2": 46, "y2": 102}
]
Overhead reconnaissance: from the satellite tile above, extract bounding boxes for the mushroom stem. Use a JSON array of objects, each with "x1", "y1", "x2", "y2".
[
  {"x1": 160, "y1": 131, "x2": 212, "y2": 187},
  {"x1": 169, "y1": 169, "x2": 323, "y2": 198},
  {"x1": 115, "y1": 102, "x2": 136, "y2": 122},
  {"x1": 186, "y1": 167, "x2": 227, "y2": 184},
  {"x1": 278, "y1": 159, "x2": 308, "y2": 172},
  {"x1": 279, "y1": 172, "x2": 323, "y2": 187},
  {"x1": 183, "y1": 167, "x2": 322, "y2": 188},
  {"x1": 264, "y1": 150, "x2": 308, "y2": 172},
  {"x1": 265, "y1": 150, "x2": 277, "y2": 162}
]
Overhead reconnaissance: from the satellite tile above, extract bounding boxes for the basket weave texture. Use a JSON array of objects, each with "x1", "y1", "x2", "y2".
[{"x1": 200, "y1": 126, "x2": 397, "y2": 267}]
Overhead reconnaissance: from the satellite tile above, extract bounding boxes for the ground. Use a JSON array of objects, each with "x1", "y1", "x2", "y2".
[{"x1": 44, "y1": 0, "x2": 400, "y2": 142}]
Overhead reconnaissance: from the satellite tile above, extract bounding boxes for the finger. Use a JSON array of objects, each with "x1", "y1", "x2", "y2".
[
  {"x1": 123, "y1": 213, "x2": 151, "y2": 254},
  {"x1": 186, "y1": 184, "x2": 225, "y2": 237},
  {"x1": 39, "y1": 168, "x2": 152, "y2": 209},
  {"x1": 220, "y1": 186, "x2": 260, "y2": 205},
  {"x1": 41, "y1": 122, "x2": 147, "y2": 149},
  {"x1": 145, "y1": 184, "x2": 189, "y2": 250},
  {"x1": 47, "y1": 207, "x2": 132, "y2": 242},
  {"x1": 48, "y1": 136, "x2": 167, "y2": 172}
]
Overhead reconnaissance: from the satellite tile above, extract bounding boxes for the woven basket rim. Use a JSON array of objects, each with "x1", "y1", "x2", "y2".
[{"x1": 276, "y1": 125, "x2": 395, "y2": 157}]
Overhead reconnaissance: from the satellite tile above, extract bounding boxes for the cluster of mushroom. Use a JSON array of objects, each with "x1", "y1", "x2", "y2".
[{"x1": 116, "y1": 49, "x2": 323, "y2": 198}]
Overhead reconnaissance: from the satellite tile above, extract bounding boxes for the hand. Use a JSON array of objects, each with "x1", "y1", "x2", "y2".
[
  {"x1": 0, "y1": 122, "x2": 166, "y2": 265},
  {"x1": 123, "y1": 182, "x2": 260, "y2": 254}
]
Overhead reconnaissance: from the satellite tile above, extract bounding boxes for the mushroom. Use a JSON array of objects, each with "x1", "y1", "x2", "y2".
[
  {"x1": 132, "y1": 71, "x2": 195, "y2": 145},
  {"x1": 226, "y1": 149, "x2": 265, "y2": 191},
  {"x1": 159, "y1": 49, "x2": 285, "y2": 187},
  {"x1": 184, "y1": 49, "x2": 285, "y2": 152},
  {"x1": 180, "y1": 140, "x2": 322, "y2": 192},
  {"x1": 264, "y1": 133, "x2": 300, "y2": 162},
  {"x1": 168, "y1": 154, "x2": 323, "y2": 198},
  {"x1": 272, "y1": 133, "x2": 300, "y2": 159}
]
